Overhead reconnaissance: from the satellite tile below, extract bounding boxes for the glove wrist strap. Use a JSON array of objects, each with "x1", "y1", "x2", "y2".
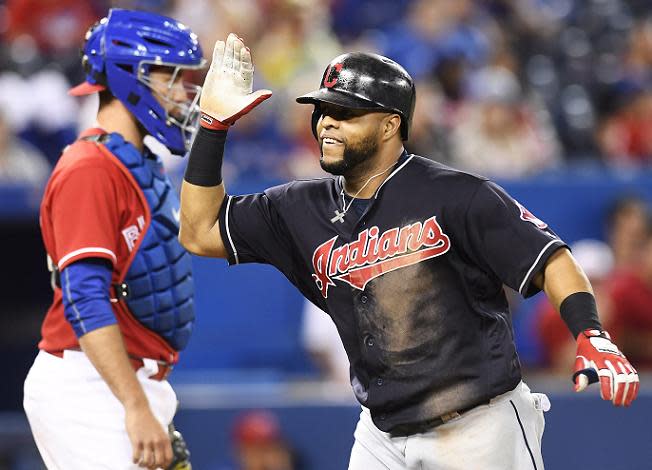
[
  {"x1": 559, "y1": 291, "x2": 602, "y2": 339},
  {"x1": 199, "y1": 112, "x2": 229, "y2": 131}
]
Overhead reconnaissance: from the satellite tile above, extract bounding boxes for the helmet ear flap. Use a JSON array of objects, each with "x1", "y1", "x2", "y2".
[
  {"x1": 400, "y1": 119, "x2": 408, "y2": 141},
  {"x1": 81, "y1": 54, "x2": 108, "y2": 87},
  {"x1": 311, "y1": 104, "x2": 321, "y2": 140}
]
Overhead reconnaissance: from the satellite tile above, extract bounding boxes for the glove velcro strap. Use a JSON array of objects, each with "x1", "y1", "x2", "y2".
[
  {"x1": 572, "y1": 329, "x2": 620, "y2": 385},
  {"x1": 199, "y1": 112, "x2": 229, "y2": 131}
]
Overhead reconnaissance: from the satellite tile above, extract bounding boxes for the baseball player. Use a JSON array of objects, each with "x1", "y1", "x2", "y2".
[
  {"x1": 179, "y1": 34, "x2": 639, "y2": 470},
  {"x1": 23, "y1": 9, "x2": 201, "y2": 470}
]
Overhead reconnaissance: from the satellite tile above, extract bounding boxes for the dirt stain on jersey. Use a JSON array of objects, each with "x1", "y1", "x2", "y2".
[
  {"x1": 416, "y1": 381, "x2": 484, "y2": 420},
  {"x1": 368, "y1": 262, "x2": 442, "y2": 353}
]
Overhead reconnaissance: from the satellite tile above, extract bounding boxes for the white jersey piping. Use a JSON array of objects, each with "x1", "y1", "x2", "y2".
[
  {"x1": 224, "y1": 196, "x2": 239, "y2": 265},
  {"x1": 518, "y1": 239, "x2": 562, "y2": 295},
  {"x1": 374, "y1": 154, "x2": 414, "y2": 198},
  {"x1": 58, "y1": 247, "x2": 117, "y2": 270}
]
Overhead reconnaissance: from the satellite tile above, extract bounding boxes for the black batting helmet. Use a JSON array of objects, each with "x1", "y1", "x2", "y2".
[{"x1": 296, "y1": 52, "x2": 416, "y2": 140}]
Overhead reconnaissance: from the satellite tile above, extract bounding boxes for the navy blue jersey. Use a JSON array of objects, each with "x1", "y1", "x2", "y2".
[{"x1": 218, "y1": 151, "x2": 566, "y2": 432}]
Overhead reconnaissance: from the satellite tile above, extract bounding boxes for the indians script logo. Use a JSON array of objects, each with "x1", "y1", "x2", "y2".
[
  {"x1": 515, "y1": 201, "x2": 548, "y2": 229},
  {"x1": 323, "y1": 63, "x2": 343, "y2": 88},
  {"x1": 312, "y1": 216, "x2": 451, "y2": 298}
]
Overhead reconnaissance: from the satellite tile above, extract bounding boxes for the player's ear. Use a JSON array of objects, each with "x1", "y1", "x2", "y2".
[{"x1": 382, "y1": 113, "x2": 401, "y2": 141}]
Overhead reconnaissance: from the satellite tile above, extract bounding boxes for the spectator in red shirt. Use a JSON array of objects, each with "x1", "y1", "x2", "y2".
[
  {"x1": 597, "y1": 85, "x2": 652, "y2": 166},
  {"x1": 4, "y1": 0, "x2": 100, "y2": 55},
  {"x1": 605, "y1": 195, "x2": 650, "y2": 271},
  {"x1": 606, "y1": 226, "x2": 652, "y2": 369}
]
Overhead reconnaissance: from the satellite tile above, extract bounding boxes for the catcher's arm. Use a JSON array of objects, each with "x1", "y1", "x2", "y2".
[
  {"x1": 179, "y1": 33, "x2": 271, "y2": 258},
  {"x1": 79, "y1": 326, "x2": 172, "y2": 469}
]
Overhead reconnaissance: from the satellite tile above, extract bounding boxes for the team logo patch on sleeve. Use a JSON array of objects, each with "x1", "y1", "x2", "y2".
[
  {"x1": 121, "y1": 215, "x2": 146, "y2": 252},
  {"x1": 311, "y1": 215, "x2": 451, "y2": 298},
  {"x1": 515, "y1": 201, "x2": 548, "y2": 229}
]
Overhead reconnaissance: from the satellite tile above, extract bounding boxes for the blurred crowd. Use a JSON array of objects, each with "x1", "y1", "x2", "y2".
[
  {"x1": 1, "y1": 0, "x2": 652, "y2": 385},
  {"x1": 530, "y1": 195, "x2": 652, "y2": 374},
  {"x1": 2, "y1": 0, "x2": 652, "y2": 188}
]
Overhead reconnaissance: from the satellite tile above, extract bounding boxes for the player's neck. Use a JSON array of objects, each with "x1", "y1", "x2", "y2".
[
  {"x1": 342, "y1": 144, "x2": 404, "y2": 199},
  {"x1": 96, "y1": 100, "x2": 146, "y2": 152}
]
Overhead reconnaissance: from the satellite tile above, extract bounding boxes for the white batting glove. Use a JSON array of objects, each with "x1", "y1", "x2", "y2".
[{"x1": 199, "y1": 33, "x2": 272, "y2": 130}]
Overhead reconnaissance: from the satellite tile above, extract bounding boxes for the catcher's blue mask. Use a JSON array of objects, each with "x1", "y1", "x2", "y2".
[{"x1": 70, "y1": 8, "x2": 207, "y2": 154}]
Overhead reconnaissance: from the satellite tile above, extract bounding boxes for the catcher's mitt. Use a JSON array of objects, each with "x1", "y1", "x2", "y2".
[{"x1": 168, "y1": 423, "x2": 191, "y2": 470}]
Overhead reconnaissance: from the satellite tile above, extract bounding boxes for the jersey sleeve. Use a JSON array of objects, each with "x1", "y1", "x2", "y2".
[
  {"x1": 51, "y1": 165, "x2": 120, "y2": 270},
  {"x1": 462, "y1": 181, "x2": 567, "y2": 297},
  {"x1": 61, "y1": 258, "x2": 116, "y2": 337},
  {"x1": 218, "y1": 190, "x2": 296, "y2": 274}
]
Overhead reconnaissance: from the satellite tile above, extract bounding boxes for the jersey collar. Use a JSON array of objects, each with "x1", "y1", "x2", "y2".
[
  {"x1": 374, "y1": 150, "x2": 412, "y2": 199},
  {"x1": 79, "y1": 127, "x2": 107, "y2": 139}
]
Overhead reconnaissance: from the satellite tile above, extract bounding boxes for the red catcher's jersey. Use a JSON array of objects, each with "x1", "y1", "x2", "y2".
[{"x1": 38, "y1": 129, "x2": 178, "y2": 364}]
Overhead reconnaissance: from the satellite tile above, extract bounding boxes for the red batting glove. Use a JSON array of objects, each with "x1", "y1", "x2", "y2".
[
  {"x1": 199, "y1": 33, "x2": 272, "y2": 131},
  {"x1": 573, "y1": 329, "x2": 639, "y2": 407},
  {"x1": 199, "y1": 112, "x2": 230, "y2": 131}
]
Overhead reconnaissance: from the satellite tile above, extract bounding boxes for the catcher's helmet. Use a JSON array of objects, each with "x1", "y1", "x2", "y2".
[
  {"x1": 296, "y1": 52, "x2": 416, "y2": 140},
  {"x1": 69, "y1": 9, "x2": 206, "y2": 154}
]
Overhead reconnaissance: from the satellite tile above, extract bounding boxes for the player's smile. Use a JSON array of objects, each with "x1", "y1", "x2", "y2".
[
  {"x1": 322, "y1": 136, "x2": 344, "y2": 145},
  {"x1": 317, "y1": 104, "x2": 382, "y2": 170},
  {"x1": 319, "y1": 120, "x2": 347, "y2": 163},
  {"x1": 320, "y1": 132, "x2": 345, "y2": 160},
  {"x1": 320, "y1": 132, "x2": 345, "y2": 146}
]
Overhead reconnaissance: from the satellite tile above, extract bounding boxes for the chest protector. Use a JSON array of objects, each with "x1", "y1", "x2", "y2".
[{"x1": 102, "y1": 133, "x2": 195, "y2": 351}]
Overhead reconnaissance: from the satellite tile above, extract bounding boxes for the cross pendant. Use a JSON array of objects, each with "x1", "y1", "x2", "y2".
[{"x1": 330, "y1": 210, "x2": 346, "y2": 224}]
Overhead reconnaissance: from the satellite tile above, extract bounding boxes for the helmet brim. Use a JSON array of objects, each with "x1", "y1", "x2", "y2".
[
  {"x1": 296, "y1": 89, "x2": 383, "y2": 110},
  {"x1": 69, "y1": 82, "x2": 107, "y2": 96}
]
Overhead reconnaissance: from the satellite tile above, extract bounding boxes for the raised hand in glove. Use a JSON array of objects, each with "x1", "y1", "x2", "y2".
[
  {"x1": 573, "y1": 329, "x2": 639, "y2": 407},
  {"x1": 199, "y1": 33, "x2": 272, "y2": 130}
]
